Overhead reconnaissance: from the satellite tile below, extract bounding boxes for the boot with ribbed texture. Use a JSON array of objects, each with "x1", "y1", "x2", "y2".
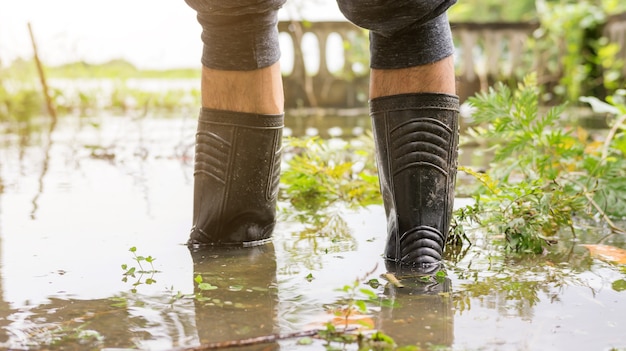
[
  {"x1": 188, "y1": 108, "x2": 283, "y2": 247},
  {"x1": 370, "y1": 93, "x2": 459, "y2": 267}
]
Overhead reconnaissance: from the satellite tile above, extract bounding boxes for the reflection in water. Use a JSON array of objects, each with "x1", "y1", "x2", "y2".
[
  {"x1": 30, "y1": 118, "x2": 58, "y2": 219},
  {"x1": 280, "y1": 210, "x2": 357, "y2": 273},
  {"x1": 378, "y1": 269, "x2": 454, "y2": 349},
  {"x1": 190, "y1": 244, "x2": 279, "y2": 350},
  {"x1": 0, "y1": 293, "x2": 200, "y2": 350}
]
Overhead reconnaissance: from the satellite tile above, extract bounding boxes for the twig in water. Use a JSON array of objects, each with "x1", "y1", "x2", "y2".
[{"x1": 170, "y1": 327, "x2": 357, "y2": 351}]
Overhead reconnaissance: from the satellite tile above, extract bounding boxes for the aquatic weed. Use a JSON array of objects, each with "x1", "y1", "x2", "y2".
[{"x1": 121, "y1": 246, "x2": 159, "y2": 293}]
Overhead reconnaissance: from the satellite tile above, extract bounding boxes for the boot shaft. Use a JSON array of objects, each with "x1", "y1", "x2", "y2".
[
  {"x1": 370, "y1": 93, "x2": 459, "y2": 267},
  {"x1": 191, "y1": 109, "x2": 283, "y2": 246}
]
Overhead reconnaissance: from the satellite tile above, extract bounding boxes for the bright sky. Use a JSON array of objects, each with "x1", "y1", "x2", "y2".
[{"x1": 0, "y1": 0, "x2": 344, "y2": 69}]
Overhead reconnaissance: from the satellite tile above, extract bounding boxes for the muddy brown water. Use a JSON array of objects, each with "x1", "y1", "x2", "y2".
[{"x1": 0, "y1": 112, "x2": 625, "y2": 350}]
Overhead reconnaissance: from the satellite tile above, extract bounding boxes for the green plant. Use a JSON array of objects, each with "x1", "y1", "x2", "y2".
[
  {"x1": 121, "y1": 246, "x2": 159, "y2": 293},
  {"x1": 456, "y1": 74, "x2": 626, "y2": 253},
  {"x1": 194, "y1": 274, "x2": 218, "y2": 291},
  {"x1": 280, "y1": 135, "x2": 381, "y2": 215}
]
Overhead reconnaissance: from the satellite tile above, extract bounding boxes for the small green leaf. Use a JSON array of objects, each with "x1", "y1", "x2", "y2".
[
  {"x1": 198, "y1": 283, "x2": 218, "y2": 291},
  {"x1": 305, "y1": 273, "x2": 314, "y2": 282},
  {"x1": 359, "y1": 288, "x2": 378, "y2": 299},
  {"x1": 612, "y1": 279, "x2": 626, "y2": 292},
  {"x1": 355, "y1": 300, "x2": 367, "y2": 313},
  {"x1": 129, "y1": 247, "x2": 137, "y2": 253},
  {"x1": 366, "y1": 278, "x2": 381, "y2": 288},
  {"x1": 419, "y1": 275, "x2": 432, "y2": 283},
  {"x1": 297, "y1": 337, "x2": 314, "y2": 345},
  {"x1": 121, "y1": 264, "x2": 127, "y2": 270},
  {"x1": 371, "y1": 331, "x2": 395, "y2": 344},
  {"x1": 194, "y1": 275, "x2": 203, "y2": 284}
]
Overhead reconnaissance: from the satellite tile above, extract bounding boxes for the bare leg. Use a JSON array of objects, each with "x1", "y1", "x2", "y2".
[
  {"x1": 201, "y1": 63, "x2": 284, "y2": 114},
  {"x1": 369, "y1": 56, "x2": 456, "y2": 98}
]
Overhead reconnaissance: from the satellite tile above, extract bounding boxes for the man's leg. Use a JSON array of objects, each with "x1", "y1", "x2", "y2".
[
  {"x1": 369, "y1": 56, "x2": 455, "y2": 98},
  {"x1": 185, "y1": 0, "x2": 286, "y2": 246},
  {"x1": 338, "y1": 0, "x2": 459, "y2": 268},
  {"x1": 201, "y1": 64, "x2": 283, "y2": 114}
]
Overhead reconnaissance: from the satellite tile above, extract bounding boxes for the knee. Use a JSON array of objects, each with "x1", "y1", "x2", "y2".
[
  {"x1": 336, "y1": 0, "x2": 379, "y2": 29},
  {"x1": 184, "y1": 0, "x2": 287, "y2": 70},
  {"x1": 185, "y1": 0, "x2": 286, "y2": 34},
  {"x1": 337, "y1": 0, "x2": 457, "y2": 35},
  {"x1": 185, "y1": 0, "x2": 286, "y2": 15}
]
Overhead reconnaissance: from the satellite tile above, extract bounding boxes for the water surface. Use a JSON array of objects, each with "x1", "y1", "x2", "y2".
[{"x1": 1, "y1": 113, "x2": 625, "y2": 350}]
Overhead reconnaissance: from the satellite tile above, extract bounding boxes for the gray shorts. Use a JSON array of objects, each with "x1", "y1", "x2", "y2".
[{"x1": 185, "y1": 0, "x2": 456, "y2": 70}]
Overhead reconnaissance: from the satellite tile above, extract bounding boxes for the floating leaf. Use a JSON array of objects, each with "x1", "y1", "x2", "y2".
[
  {"x1": 297, "y1": 337, "x2": 314, "y2": 345},
  {"x1": 582, "y1": 244, "x2": 626, "y2": 264},
  {"x1": 228, "y1": 285, "x2": 244, "y2": 292},
  {"x1": 198, "y1": 283, "x2": 218, "y2": 291},
  {"x1": 612, "y1": 279, "x2": 626, "y2": 292}
]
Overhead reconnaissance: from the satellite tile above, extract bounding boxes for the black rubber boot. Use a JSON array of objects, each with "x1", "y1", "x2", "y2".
[
  {"x1": 370, "y1": 93, "x2": 459, "y2": 268},
  {"x1": 188, "y1": 108, "x2": 283, "y2": 247}
]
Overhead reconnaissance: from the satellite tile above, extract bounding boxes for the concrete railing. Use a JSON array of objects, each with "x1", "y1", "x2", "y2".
[
  {"x1": 278, "y1": 14, "x2": 626, "y2": 108},
  {"x1": 278, "y1": 21, "x2": 369, "y2": 109}
]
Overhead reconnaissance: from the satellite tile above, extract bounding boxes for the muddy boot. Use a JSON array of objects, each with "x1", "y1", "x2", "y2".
[
  {"x1": 370, "y1": 93, "x2": 459, "y2": 267},
  {"x1": 189, "y1": 108, "x2": 283, "y2": 247}
]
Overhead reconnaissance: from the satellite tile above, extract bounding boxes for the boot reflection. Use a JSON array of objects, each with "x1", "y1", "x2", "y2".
[
  {"x1": 190, "y1": 244, "x2": 278, "y2": 350},
  {"x1": 378, "y1": 263, "x2": 454, "y2": 348}
]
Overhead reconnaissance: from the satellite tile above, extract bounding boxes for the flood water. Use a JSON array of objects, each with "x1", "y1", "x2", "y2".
[{"x1": 1, "y1": 111, "x2": 625, "y2": 351}]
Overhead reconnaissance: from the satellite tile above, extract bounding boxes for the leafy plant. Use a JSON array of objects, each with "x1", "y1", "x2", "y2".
[
  {"x1": 456, "y1": 74, "x2": 626, "y2": 253},
  {"x1": 121, "y1": 246, "x2": 159, "y2": 293},
  {"x1": 194, "y1": 274, "x2": 218, "y2": 291}
]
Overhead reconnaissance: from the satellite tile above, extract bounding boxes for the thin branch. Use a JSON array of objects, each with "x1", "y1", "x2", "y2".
[
  {"x1": 583, "y1": 191, "x2": 626, "y2": 236},
  {"x1": 601, "y1": 113, "x2": 626, "y2": 160},
  {"x1": 170, "y1": 327, "x2": 356, "y2": 351}
]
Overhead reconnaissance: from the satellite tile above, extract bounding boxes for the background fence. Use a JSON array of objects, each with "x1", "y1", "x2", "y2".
[{"x1": 278, "y1": 12, "x2": 626, "y2": 109}]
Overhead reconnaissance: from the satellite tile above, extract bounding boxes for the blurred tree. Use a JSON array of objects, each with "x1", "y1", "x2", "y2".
[{"x1": 448, "y1": 0, "x2": 626, "y2": 22}]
